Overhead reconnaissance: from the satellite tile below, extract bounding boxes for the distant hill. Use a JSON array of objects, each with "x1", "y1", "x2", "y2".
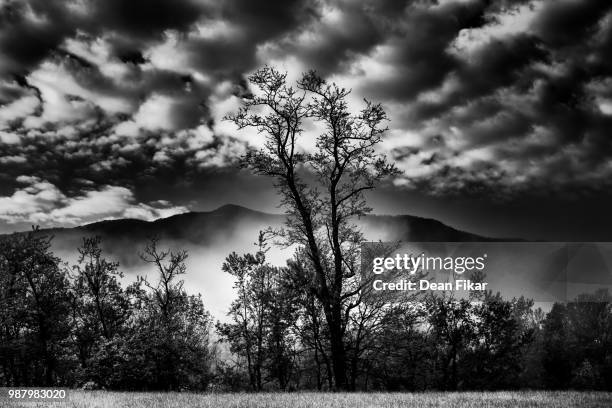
[
  {"x1": 26, "y1": 203, "x2": 493, "y2": 242},
  {"x1": 0, "y1": 205, "x2": 518, "y2": 317},
  {"x1": 1, "y1": 204, "x2": 501, "y2": 265},
  {"x1": 43, "y1": 204, "x2": 284, "y2": 246},
  {"x1": 7, "y1": 203, "x2": 497, "y2": 243}
]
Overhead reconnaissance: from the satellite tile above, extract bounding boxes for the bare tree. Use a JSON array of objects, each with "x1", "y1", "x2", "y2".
[
  {"x1": 72, "y1": 236, "x2": 127, "y2": 340},
  {"x1": 139, "y1": 237, "x2": 187, "y2": 321},
  {"x1": 227, "y1": 66, "x2": 399, "y2": 389}
]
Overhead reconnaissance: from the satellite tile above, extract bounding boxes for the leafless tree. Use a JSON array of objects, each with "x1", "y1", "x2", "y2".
[{"x1": 227, "y1": 66, "x2": 399, "y2": 389}]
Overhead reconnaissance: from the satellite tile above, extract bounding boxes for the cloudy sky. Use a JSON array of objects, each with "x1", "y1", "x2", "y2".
[{"x1": 1, "y1": 0, "x2": 612, "y2": 240}]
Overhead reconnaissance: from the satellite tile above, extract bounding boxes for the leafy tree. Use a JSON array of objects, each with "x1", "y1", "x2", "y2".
[
  {"x1": 567, "y1": 290, "x2": 612, "y2": 389},
  {"x1": 366, "y1": 303, "x2": 433, "y2": 391},
  {"x1": 426, "y1": 295, "x2": 475, "y2": 390},
  {"x1": 217, "y1": 233, "x2": 299, "y2": 390},
  {"x1": 69, "y1": 236, "x2": 131, "y2": 384},
  {"x1": 0, "y1": 229, "x2": 72, "y2": 386},
  {"x1": 264, "y1": 269, "x2": 300, "y2": 390},
  {"x1": 130, "y1": 237, "x2": 213, "y2": 391},
  {"x1": 217, "y1": 242, "x2": 267, "y2": 390},
  {"x1": 541, "y1": 290, "x2": 612, "y2": 390},
  {"x1": 286, "y1": 252, "x2": 334, "y2": 390},
  {"x1": 462, "y1": 293, "x2": 535, "y2": 390},
  {"x1": 227, "y1": 66, "x2": 399, "y2": 389},
  {"x1": 541, "y1": 303, "x2": 572, "y2": 389}
]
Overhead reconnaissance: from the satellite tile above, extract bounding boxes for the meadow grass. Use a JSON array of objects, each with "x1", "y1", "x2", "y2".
[{"x1": 3, "y1": 391, "x2": 612, "y2": 408}]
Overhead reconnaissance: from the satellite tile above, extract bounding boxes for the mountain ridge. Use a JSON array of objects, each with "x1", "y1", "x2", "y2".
[
  {"x1": 2, "y1": 203, "x2": 506, "y2": 244},
  {"x1": 0, "y1": 204, "x2": 518, "y2": 278}
]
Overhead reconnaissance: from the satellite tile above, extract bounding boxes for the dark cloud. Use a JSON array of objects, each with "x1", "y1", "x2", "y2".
[
  {"x1": 531, "y1": 0, "x2": 611, "y2": 47},
  {"x1": 224, "y1": 0, "x2": 314, "y2": 40},
  {"x1": 0, "y1": 0, "x2": 208, "y2": 76},
  {"x1": 357, "y1": 0, "x2": 494, "y2": 101},
  {"x1": 263, "y1": 0, "x2": 384, "y2": 75},
  {"x1": 90, "y1": 0, "x2": 204, "y2": 39},
  {"x1": 0, "y1": 1, "x2": 74, "y2": 77},
  {"x1": 181, "y1": 0, "x2": 315, "y2": 77},
  {"x1": 382, "y1": 0, "x2": 612, "y2": 204},
  {"x1": 1, "y1": 0, "x2": 612, "y2": 239}
]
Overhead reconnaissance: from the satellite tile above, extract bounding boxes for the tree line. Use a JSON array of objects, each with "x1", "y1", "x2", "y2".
[
  {"x1": 214, "y1": 237, "x2": 612, "y2": 391},
  {"x1": 0, "y1": 231, "x2": 212, "y2": 390},
  {"x1": 1, "y1": 229, "x2": 611, "y2": 391}
]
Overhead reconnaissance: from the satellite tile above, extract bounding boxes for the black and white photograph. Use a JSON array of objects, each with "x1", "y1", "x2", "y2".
[{"x1": 1, "y1": 0, "x2": 612, "y2": 407}]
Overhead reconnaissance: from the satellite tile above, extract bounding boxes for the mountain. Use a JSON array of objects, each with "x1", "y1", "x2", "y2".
[
  {"x1": 10, "y1": 204, "x2": 496, "y2": 245},
  {"x1": 4, "y1": 204, "x2": 496, "y2": 266},
  {"x1": 26, "y1": 203, "x2": 490, "y2": 245},
  {"x1": 44, "y1": 204, "x2": 284, "y2": 247},
  {"x1": 0, "y1": 205, "x2": 510, "y2": 317}
]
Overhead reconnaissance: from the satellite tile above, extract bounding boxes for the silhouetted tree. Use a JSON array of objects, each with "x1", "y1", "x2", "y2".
[
  {"x1": 286, "y1": 252, "x2": 334, "y2": 390},
  {"x1": 130, "y1": 237, "x2": 213, "y2": 391},
  {"x1": 366, "y1": 303, "x2": 433, "y2": 391},
  {"x1": 217, "y1": 233, "x2": 299, "y2": 390},
  {"x1": 426, "y1": 295, "x2": 474, "y2": 390},
  {"x1": 542, "y1": 290, "x2": 612, "y2": 390},
  {"x1": 4, "y1": 227, "x2": 612, "y2": 392},
  {"x1": 227, "y1": 66, "x2": 399, "y2": 389},
  {"x1": 0, "y1": 229, "x2": 71, "y2": 386},
  {"x1": 69, "y1": 236, "x2": 131, "y2": 385},
  {"x1": 462, "y1": 293, "x2": 535, "y2": 390}
]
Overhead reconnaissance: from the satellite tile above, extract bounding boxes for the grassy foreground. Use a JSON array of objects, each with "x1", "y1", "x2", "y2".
[{"x1": 3, "y1": 391, "x2": 612, "y2": 408}]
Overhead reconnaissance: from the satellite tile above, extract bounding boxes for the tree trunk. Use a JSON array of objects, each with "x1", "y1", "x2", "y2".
[{"x1": 325, "y1": 304, "x2": 347, "y2": 390}]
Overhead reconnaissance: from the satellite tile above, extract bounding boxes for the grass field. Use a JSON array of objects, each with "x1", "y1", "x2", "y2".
[{"x1": 3, "y1": 391, "x2": 612, "y2": 408}]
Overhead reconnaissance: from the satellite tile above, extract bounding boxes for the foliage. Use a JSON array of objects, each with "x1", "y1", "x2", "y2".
[
  {"x1": 0, "y1": 233, "x2": 213, "y2": 391},
  {"x1": 1, "y1": 228, "x2": 612, "y2": 391},
  {"x1": 216, "y1": 232, "x2": 299, "y2": 390},
  {"x1": 0, "y1": 229, "x2": 72, "y2": 386}
]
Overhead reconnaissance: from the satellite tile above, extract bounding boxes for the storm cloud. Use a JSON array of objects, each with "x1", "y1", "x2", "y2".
[{"x1": 1, "y1": 0, "x2": 612, "y2": 238}]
